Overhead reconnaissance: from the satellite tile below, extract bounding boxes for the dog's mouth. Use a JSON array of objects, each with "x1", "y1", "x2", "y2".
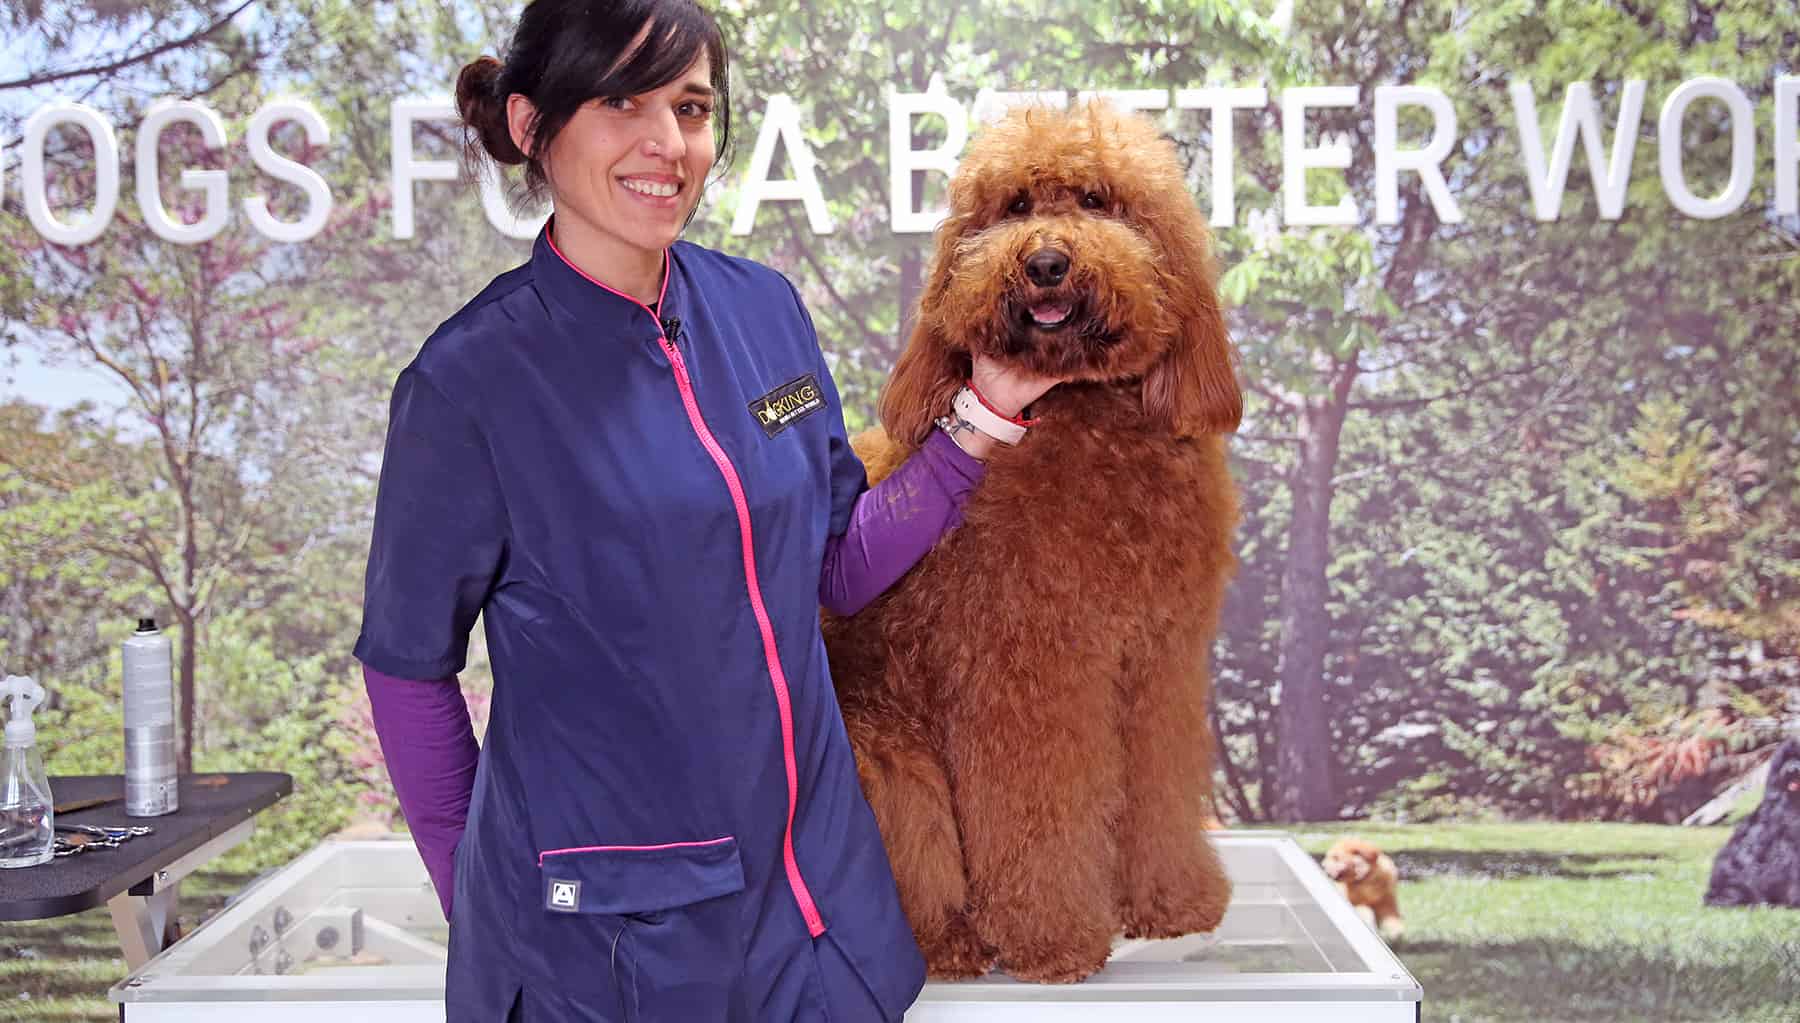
[
  {"x1": 1005, "y1": 291, "x2": 1119, "y2": 351},
  {"x1": 1023, "y1": 297, "x2": 1077, "y2": 331}
]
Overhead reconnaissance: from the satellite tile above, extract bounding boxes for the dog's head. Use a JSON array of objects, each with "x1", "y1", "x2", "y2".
[
  {"x1": 881, "y1": 101, "x2": 1241, "y2": 444},
  {"x1": 1322, "y1": 838, "x2": 1385, "y2": 883}
]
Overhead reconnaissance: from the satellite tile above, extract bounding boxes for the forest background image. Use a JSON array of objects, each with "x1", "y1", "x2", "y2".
[{"x1": 0, "y1": 0, "x2": 1795, "y2": 873}]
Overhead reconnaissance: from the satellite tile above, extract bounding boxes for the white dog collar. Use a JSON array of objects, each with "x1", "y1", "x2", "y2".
[{"x1": 952, "y1": 385, "x2": 1031, "y2": 445}]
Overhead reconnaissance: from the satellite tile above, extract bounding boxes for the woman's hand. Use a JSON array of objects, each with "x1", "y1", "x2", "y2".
[
  {"x1": 938, "y1": 354, "x2": 1067, "y2": 462},
  {"x1": 969, "y1": 353, "x2": 1063, "y2": 419}
]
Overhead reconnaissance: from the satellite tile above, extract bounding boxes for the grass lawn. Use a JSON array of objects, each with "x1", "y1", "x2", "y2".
[
  {"x1": 1, "y1": 868, "x2": 257, "y2": 1021},
  {"x1": 3, "y1": 824, "x2": 1797, "y2": 1021},
  {"x1": 1284, "y1": 823, "x2": 1800, "y2": 1023}
]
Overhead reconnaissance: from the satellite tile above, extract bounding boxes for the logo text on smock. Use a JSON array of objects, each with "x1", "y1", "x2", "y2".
[{"x1": 749, "y1": 374, "x2": 826, "y2": 437}]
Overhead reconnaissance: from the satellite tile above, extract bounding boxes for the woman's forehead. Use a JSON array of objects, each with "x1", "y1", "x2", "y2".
[
  {"x1": 671, "y1": 55, "x2": 712, "y2": 91},
  {"x1": 603, "y1": 17, "x2": 711, "y2": 88}
]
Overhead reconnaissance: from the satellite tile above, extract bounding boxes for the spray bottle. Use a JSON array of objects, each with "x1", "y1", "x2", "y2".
[
  {"x1": 122, "y1": 618, "x2": 178, "y2": 817},
  {"x1": 0, "y1": 674, "x2": 54, "y2": 869}
]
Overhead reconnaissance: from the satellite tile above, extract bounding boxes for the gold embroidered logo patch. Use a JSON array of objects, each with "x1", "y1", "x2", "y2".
[{"x1": 749, "y1": 374, "x2": 826, "y2": 437}]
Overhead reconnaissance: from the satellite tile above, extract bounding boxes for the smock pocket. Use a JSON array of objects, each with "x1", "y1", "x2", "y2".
[{"x1": 536, "y1": 837, "x2": 748, "y2": 1022}]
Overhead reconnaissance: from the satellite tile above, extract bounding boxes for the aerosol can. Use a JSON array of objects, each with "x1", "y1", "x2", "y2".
[{"x1": 122, "y1": 618, "x2": 178, "y2": 817}]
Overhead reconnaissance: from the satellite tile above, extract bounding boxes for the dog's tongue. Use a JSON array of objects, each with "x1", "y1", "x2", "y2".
[
  {"x1": 1788, "y1": 779, "x2": 1799, "y2": 792},
  {"x1": 1031, "y1": 300, "x2": 1072, "y2": 325}
]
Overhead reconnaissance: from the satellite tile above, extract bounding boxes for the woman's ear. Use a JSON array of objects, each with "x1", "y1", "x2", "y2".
[{"x1": 507, "y1": 94, "x2": 538, "y2": 159}]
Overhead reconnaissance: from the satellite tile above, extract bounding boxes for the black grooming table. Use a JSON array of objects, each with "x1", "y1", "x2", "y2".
[{"x1": 0, "y1": 772, "x2": 290, "y2": 967}]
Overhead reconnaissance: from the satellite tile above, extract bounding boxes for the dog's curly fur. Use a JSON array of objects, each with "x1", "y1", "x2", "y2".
[
  {"x1": 1704, "y1": 739, "x2": 1800, "y2": 909},
  {"x1": 822, "y1": 102, "x2": 1242, "y2": 983}
]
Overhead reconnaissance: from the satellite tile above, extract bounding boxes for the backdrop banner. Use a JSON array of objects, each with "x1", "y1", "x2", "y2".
[{"x1": 3, "y1": 3, "x2": 1796, "y2": 1020}]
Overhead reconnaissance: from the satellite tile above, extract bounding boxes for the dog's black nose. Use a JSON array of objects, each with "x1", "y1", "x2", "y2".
[{"x1": 1025, "y1": 248, "x2": 1069, "y2": 287}]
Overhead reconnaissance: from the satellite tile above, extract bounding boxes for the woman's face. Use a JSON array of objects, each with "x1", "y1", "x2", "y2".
[{"x1": 515, "y1": 54, "x2": 717, "y2": 271}]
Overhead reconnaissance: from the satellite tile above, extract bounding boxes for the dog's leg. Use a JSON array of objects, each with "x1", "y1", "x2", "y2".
[
  {"x1": 949, "y1": 675, "x2": 1122, "y2": 984},
  {"x1": 1114, "y1": 640, "x2": 1232, "y2": 939},
  {"x1": 1371, "y1": 858, "x2": 1405, "y2": 940},
  {"x1": 842, "y1": 705, "x2": 996, "y2": 978},
  {"x1": 1374, "y1": 906, "x2": 1405, "y2": 941},
  {"x1": 1704, "y1": 881, "x2": 1756, "y2": 907}
]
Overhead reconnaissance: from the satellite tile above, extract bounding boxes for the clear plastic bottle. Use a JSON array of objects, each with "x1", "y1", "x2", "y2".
[{"x1": 0, "y1": 675, "x2": 54, "y2": 869}]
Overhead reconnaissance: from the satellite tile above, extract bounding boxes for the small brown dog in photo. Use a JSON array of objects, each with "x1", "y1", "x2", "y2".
[{"x1": 1322, "y1": 838, "x2": 1404, "y2": 940}]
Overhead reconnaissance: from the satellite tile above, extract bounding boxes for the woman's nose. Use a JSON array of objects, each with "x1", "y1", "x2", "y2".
[{"x1": 644, "y1": 109, "x2": 685, "y2": 161}]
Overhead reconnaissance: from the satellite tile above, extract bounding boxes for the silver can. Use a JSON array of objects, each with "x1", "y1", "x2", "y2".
[{"x1": 121, "y1": 618, "x2": 178, "y2": 817}]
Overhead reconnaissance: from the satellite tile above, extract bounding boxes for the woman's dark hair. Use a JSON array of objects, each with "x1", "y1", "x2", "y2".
[{"x1": 454, "y1": 0, "x2": 732, "y2": 211}]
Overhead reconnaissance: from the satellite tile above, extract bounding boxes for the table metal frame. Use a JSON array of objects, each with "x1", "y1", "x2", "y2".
[{"x1": 107, "y1": 819, "x2": 257, "y2": 969}]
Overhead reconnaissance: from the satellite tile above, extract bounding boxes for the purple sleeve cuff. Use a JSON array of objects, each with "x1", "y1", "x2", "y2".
[
  {"x1": 819, "y1": 429, "x2": 986, "y2": 616},
  {"x1": 362, "y1": 664, "x2": 480, "y2": 920}
]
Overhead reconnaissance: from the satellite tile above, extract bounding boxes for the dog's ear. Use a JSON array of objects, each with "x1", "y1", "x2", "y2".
[
  {"x1": 1140, "y1": 187, "x2": 1242, "y2": 439},
  {"x1": 881, "y1": 321, "x2": 966, "y2": 446},
  {"x1": 881, "y1": 212, "x2": 974, "y2": 445},
  {"x1": 1778, "y1": 739, "x2": 1799, "y2": 775}
]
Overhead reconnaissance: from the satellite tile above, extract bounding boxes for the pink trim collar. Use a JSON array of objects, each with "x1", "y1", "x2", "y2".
[{"x1": 542, "y1": 221, "x2": 670, "y2": 315}]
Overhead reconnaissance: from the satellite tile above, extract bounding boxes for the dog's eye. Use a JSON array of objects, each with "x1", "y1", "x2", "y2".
[
  {"x1": 1008, "y1": 194, "x2": 1031, "y2": 216},
  {"x1": 1080, "y1": 191, "x2": 1106, "y2": 210}
]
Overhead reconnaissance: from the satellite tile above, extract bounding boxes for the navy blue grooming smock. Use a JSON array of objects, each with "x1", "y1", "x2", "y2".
[{"x1": 354, "y1": 227, "x2": 927, "y2": 1021}]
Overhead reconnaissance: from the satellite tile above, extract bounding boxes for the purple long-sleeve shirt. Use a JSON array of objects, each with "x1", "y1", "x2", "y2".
[{"x1": 364, "y1": 429, "x2": 983, "y2": 918}]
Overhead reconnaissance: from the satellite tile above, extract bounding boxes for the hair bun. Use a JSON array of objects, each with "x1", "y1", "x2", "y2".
[{"x1": 455, "y1": 55, "x2": 525, "y2": 165}]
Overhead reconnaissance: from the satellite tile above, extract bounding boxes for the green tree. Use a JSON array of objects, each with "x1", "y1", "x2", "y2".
[{"x1": 1205, "y1": 0, "x2": 1798, "y2": 820}]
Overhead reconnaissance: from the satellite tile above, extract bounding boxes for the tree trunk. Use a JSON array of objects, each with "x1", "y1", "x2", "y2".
[
  {"x1": 177, "y1": 608, "x2": 196, "y2": 774},
  {"x1": 178, "y1": 474, "x2": 198, "y2": 773},
  {"x1": 1271, "y1": 356, "x2": 1356, "y2": 821}
]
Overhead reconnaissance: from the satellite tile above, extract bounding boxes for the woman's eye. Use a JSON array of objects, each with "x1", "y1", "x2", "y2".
[
  {"x1": 1080, "y1": 191, "x2": 1105, "y2": 210},
  {"x1": 678, "y1": 102, "x2": 713, "y2": 119},
  {"x1": 599, "y1": 96, "x2": 632, "y2": 111},
  {"x1": 1008, "y1": 194, "x2": 1031, "y2": 215}
]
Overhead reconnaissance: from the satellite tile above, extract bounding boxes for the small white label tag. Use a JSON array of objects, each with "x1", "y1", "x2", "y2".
[{"x1": 548, "y1": 879, "x2": 580, "y2": 912}]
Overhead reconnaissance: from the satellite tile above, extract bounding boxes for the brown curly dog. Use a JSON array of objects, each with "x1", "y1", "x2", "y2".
[
  {"x1": 1323, "y1": 838, "x2": 1405, "y2": 940},
  {"x1": 822, "y1": 101, "x2": 1242, "y2": 984}
]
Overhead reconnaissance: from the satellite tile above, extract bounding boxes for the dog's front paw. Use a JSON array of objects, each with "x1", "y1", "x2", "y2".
[
  {"x1": 1118, "y1": 836, "x2": 1233, "y2": 940},
  {"x1": 922, "y1": 914, "x2": 998, "y2": 980},
  {"x1": 1119, "y1": 873, "x2": 1232, "y2": 939},
  {"x1": 998, "y1": 933, "x2": 1113, "y2": 984}
]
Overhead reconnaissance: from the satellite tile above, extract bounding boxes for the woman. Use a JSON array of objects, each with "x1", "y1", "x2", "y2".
[{"x1": 352, "y1": 0, "x2": 1060, "y2": 1020}]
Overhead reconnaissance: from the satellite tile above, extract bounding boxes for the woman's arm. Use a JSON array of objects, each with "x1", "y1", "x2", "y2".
[
  {"x1": 819, "y1": 429, "x2": 985, "y2": 616},
  {"x1": 818, "y1": 353, "x2": 1063, "y2": 617},
  {"x1": 354, "y1": 366, "x2": 507, "y2": 920},
  {"x1": 362, "y1": 666, "x2": 480, "y2": 920}
]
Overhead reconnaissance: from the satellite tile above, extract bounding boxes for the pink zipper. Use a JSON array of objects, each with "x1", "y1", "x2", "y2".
[
  {"x1": 661, "y1": 335, "x2": 827, "y2": 938},
  {"x1": 543, "y1": 230, "x2": 827, "y2": 937}
]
